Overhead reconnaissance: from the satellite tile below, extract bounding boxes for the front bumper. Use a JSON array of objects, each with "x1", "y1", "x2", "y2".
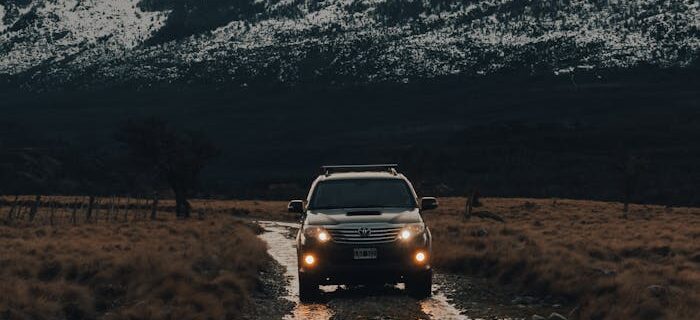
[{"x1": 298, "y1": 233, "x2": 431, "y2": 285}]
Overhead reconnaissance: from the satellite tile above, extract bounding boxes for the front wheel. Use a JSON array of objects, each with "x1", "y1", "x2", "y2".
[
  {"x1": 298, "y1": 273, "x2": 318, "y2": 303},
  {"x1": 406, "y1": 270, "x2": 433, "y2": 299}
]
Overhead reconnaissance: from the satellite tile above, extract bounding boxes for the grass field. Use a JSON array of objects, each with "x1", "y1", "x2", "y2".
[
  {"x1": 0, "y1": 207, "x2": 270, "y2": 319},
  {"x1": 426, "y1": 198, "x2": 700, "y2": 320},
  {"x1": 1, "y1": 196, "x2": 698, "y2": 319}
]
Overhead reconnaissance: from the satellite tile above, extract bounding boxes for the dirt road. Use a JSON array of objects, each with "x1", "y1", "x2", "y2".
[{"x1": 257, "y1": 221, "x2": 564, "y2": 320}]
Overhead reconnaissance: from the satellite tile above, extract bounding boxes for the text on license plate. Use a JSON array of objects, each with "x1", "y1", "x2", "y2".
[{"x1": 353, "y1": 248, "x2": 377, "y2": 260}]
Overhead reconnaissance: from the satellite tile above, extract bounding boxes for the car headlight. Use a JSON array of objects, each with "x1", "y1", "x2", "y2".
[
  {"x1": 303, "y1": 226, "x2": 331, "y2": 243},
  {"x1": 399, "y1": 223, "x2": 425, "y2": 240}
]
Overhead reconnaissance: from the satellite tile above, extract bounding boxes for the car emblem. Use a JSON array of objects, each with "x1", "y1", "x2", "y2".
[{"x1": 358, "y1": 227, "x2": 371, "y2": 237}]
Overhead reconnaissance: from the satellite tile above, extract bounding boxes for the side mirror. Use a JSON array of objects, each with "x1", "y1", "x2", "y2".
[
  {"x1": 421, "y1": 197, "x2": 438, "y2": 211},
  {"x1": 288, "y1": 200, "x2": 305, "y2": 214}
]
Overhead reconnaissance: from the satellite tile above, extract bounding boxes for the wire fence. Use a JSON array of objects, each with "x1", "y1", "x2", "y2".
[{"x1": 0, "y1": 194, "x2": 224, "y2": 226}]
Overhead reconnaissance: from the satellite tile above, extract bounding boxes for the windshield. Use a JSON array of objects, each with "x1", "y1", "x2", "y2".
[{"x1": 308, "y1": 178, "x2": 416, "y2": 210}]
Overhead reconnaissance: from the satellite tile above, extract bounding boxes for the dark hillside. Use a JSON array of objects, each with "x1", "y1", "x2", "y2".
[
  {"x1": 1, "y1": 1, "x2": 698, "y2": 203},
  {"x1": 2, "y1": 68, "x2": 698, "y2": 205}
]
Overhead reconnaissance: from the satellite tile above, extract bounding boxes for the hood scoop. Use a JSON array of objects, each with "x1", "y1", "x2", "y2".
[{"x1": 346, "y1": 210, "x2": 382, "y2": 216}]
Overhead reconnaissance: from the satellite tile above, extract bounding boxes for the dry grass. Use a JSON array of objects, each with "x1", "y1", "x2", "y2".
[
  {"x1": 189, "y1": 199, "x2": 294, "y2": 222},
  {"x1": 426, "y1": 197, "x2": 700, "y2": 320},
  {"x1": 0, "y1": 214, "x2": 269, "y2": 319},
  {"x1": 4, "y1": 196, "x2": 698, "y2": 319}
]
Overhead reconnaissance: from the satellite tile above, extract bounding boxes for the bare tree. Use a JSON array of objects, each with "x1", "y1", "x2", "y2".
[
  {"x1": 117, "y1": 118, "x2": 220, "y2": 219},
  {"x1": 151, "y1": 192, "x2": 159, "y2": 220}
]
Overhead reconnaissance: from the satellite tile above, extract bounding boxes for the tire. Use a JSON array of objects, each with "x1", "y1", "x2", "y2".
[
  {"x1": 298, "y1": 273, "x2": 318, "y2": 303},
  {"x1": 407, "y1": 270, "x2": 432, "y2": 299}
]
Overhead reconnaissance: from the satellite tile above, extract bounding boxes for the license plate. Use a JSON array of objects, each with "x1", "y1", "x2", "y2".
[{"x1": 353, "y1": 248, "x2": 377, "y2": 260}]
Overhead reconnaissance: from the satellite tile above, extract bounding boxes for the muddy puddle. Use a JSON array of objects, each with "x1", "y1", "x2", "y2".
[
  {"x1": 258, "y1": 221, "x2": 565, "y2": 320},
  {"x1": 258, "y1": 221, "x2": 333, "y2": 320},
  {"x1": 257, "y1": 221, "x2": 543, "y2": 320}
]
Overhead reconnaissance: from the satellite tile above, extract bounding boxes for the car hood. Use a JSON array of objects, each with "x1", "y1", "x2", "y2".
[{"x1": 305, "y1": 207, "x2": 422, "y2": 225}]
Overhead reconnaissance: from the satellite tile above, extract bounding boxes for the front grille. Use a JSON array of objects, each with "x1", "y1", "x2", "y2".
[{"x1": 328, "y1": 226, "x2": 401, "y2": 245}]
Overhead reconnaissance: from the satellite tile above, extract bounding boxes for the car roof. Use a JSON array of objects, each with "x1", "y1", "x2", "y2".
[{"x1": 315, "y1": 171, "x2": 407, "y2": 181}]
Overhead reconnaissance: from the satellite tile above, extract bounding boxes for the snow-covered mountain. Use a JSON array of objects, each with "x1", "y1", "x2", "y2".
[{"x1": 1, "y1": 0, "x2": 698, "y2": 90}]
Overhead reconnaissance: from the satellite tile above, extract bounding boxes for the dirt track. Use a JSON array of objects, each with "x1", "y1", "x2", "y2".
[{"x1": 256, "y1": 221, "x2": 565, "y2": 320}]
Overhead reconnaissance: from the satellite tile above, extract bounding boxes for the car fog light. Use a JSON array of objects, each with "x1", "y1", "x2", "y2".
[
  {"x1": 304, "y1": 254, "x2": 315, "y2": 266},
  {"x1": 415, "y1": 252, "x2": 426, "y2": 263}
]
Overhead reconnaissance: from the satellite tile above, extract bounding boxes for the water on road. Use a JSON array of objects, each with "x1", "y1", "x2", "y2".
[{"x1": 258, "y1": 221, "x2": 471, "y2": 320}]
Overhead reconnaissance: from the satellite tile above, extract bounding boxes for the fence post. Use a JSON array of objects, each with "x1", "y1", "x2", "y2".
[
  {"x1": 63, "y1": 202, "x2": 69, "y2": 224},
  {"x1": 134, "y1": 197, "x2": 141, "y2": 220},
  {"x1": 151, "y1": 192, "x2": 159, "y2": 220},
  {"x1": 49, "y1": 199, "x2": 56, "y2": 226},
  {"x1": 19, "y1": 203, "x2": 27, "y2": 220},
  {"x1": 135, "y1": 196, "x2": 141, "y2": 220},
  {"x1": 115, "y1": 196, "x2": 121, "y2": 222},
  {"x1": 108, "y1": 196, "x2": 115, "y2": 222},
  {"x1": 7, "y1": 195, "x2": 18, "y2": 222},
  {"x1": 124, "y1": 196, "x2": 130, "y2": 222},
  {"x1": 465, "y1": 191, "x2": 474, "y2": 219},
  {"x1": 86, "y1": 196, "x2": 95, "y2": 222},
  {"x1": 73, "y1": 199, "x2": 81, "y2": 225},
  {"x1": 29, "y1": 195, "x2": 41, "y2": 222},
  {"x1": 197, "y1": 202, "x2": 205, "y2": 220},
  {"x1": 96, "y1": 198, "x2": 102, "y2": 222},
  {"x1": 142, "y1": 196, "x2": 148, "y2": 220}
]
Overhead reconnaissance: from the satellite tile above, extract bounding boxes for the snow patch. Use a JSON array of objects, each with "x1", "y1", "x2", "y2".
[
  {"x1": 0, "y1": 4, "x2": 6, "y2": 33},
  {"x1": 0, "y1": 0, "x2": 697, "y2": 86},
  {"x1": 0, "y1": 0, "x2": 168, "y2": 74}
]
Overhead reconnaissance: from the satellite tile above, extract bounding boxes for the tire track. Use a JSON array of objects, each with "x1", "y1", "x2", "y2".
[
  {"x1": 258, "y1": 221, "x2": 333, "y2": 320},
  {"x1": 257, "y1": 221, "x2": 469, "y2": 320}
]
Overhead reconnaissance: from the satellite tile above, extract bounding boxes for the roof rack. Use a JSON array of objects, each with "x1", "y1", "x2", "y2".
[{"x1": 321, "y1": 164, "x2": 399, "y2": 176}]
